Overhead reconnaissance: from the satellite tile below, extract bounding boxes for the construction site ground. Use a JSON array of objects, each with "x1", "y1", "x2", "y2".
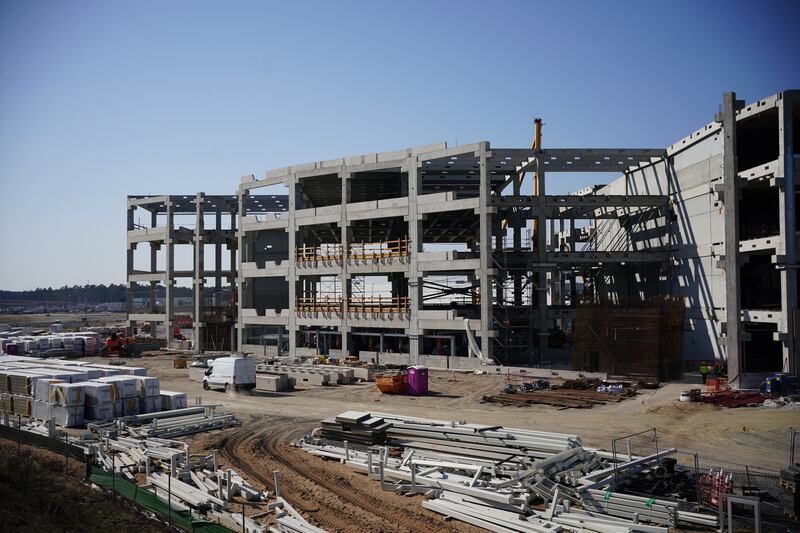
[
  {"x1": 0, "y1": 437, "x2": 167, "y2": 532},
  {"x1": 6, "y1": 339, "x2": 798, "y2": 532},
  {"x1": 118, "y1": 354, "x2": 796, "y2": 470}
]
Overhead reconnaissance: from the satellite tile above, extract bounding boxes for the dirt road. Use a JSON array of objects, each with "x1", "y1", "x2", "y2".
[{"x1": 193, "y1": 415, "x2": 484, "y2": 533}]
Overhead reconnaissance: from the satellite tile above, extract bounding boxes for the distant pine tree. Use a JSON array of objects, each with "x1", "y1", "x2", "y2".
[{"x1": 0, "y1": 284, "x2": 192, "y2": 303}]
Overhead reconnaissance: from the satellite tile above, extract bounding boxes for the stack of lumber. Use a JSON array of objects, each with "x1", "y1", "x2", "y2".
[{"x1": 481, "y1": 388, "x2": 635, "y2": 409}]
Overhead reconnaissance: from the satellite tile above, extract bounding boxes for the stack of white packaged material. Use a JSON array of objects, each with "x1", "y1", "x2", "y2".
[
  {"x1": 39, "y1": 382, "x2": 85, "y2": 427},
  {"x1": 115, "y1": 366, "x2": 148, "y2": 377},
  {"x1": 159, "y1": 390, "x2": 188, "y2": 410},
  {"x1": 83, "y1": 382, "x2": 114, "y2": 421},
  {"x1": 84, "y1": 364, "x2": 122, "y2": 377},
  {"x1": 133, "y1": 376, "x2": 161, "y2": 413},
  {"x1": 34, "y1": 378, "x2": 64, "y2": 400},
  {"x1": 96, "y1": 375, "x2": 139, "y2": 416}
]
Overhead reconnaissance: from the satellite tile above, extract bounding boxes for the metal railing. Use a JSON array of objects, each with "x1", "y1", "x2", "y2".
[
  {"x1": 348, "y1": 296, "x2": 410, "y2": 314},
  {"x1": 294, "y1": 243, "x2": 344, "y2": 262},
  {"x1": 295, "y1": 237, "x2": 411, "y2": 263},
  {"x1": 295, "y1": 296, "x2": 343, "y2": 313},
  {"x1": 348, "y1": 237, "x2": 410, "y2": 260}
]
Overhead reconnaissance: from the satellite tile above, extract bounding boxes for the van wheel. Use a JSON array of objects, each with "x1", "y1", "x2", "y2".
[
  {"x1": 224, "y1": 383, "x2": 230, "y2": 393},
  {"x1": 203, "y1": 382, "x2": 210, "y2": 391}
]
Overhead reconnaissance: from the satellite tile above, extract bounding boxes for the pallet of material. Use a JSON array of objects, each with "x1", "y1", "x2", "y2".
[
  {"x1": 481, "y1": 389, "x2": 635, "y2": 409},
  {"x1": 4, "y1": 371, "x2": 46, "y2": 396},
  {"x1": 12, "y1": 394, "x2": 31, "y2": 416},
  {"x1": 34, "y1": 378, "x2": 64, "y2": 400},
  {"x1": 701, "y1": 389, "x2": 765, "y2": 407},
  {"x1": 49, "y1": 382, "x2": 85, "y2": 407},
  {"x1": 0, "y1": 393, "x2": 13, "y2": 412},
  {"x1": 160, "y1": 390, "x2": 188, "y2": 410}
]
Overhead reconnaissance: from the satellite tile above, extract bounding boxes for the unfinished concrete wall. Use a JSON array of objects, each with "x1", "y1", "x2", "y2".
[{"x1": 596, "y1": 90, "x2": 799, "y2": 385}]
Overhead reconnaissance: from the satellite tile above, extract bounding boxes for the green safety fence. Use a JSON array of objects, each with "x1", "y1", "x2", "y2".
[{"x1": 89, "y1": 466, "x2": 233, "y2": 533}]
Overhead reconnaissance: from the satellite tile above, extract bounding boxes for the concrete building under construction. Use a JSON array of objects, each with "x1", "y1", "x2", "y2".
[{"x1": 127, "y1": 89, "x2": 799, "y2": 388}]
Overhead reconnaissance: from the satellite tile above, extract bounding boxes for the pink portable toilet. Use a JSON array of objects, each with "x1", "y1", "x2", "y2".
[{"x1": 406, "y1": 365, "x2": 429, "y2": 396}]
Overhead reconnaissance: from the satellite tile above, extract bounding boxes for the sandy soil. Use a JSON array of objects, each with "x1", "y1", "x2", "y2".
[
  {"x1": 104, "y1": 354, "x2": 799, "y2": 471},
  {"x1": 0, "y1": 438, "x2": 167, "y2": 532},
  {"x1": 0, "y1": 312, "x2": 126, "y2": 329}
]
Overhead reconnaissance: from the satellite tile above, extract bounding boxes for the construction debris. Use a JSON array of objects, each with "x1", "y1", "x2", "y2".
[
  {"x1": 482, "y1": 380, "x2": 637, "y2": 409},
  {"x1": 298, "y1": 411, "x2": 720, "y2": 533},
  {"x1": 700, "y1": 389, "x2": 766, "y2": 408}
]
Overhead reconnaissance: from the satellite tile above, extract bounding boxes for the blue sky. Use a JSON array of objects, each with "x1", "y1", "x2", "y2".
[{"x1": 1, "y1": 0, "x2": 798, "y2": 290}]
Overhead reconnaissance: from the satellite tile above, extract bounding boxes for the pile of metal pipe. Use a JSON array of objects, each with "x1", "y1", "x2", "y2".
[{"x1": 298, "y1": 411, "x2": 720, "y2": 533}]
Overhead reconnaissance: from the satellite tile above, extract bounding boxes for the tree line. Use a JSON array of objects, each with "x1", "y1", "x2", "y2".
[{"x1": 0, "y1": 284, "x2": 192, "y2": 303}]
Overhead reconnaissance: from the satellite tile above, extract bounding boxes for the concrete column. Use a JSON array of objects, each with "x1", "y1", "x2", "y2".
[
  {"x1": 536, "y1": 169, "x2": 549, "y2": 361},
  {"x1": 236, "y1": 189, "x2": 246, "y2": 349},
  {"x1": 340, "y1": 170, "x2": 351, "y2": 357},
  {"x1": 513, "y1": 177, "x2": 523, "y2": 307},
  {"x1": 779, "y1": 90, "x2": 798, "y2": 374},
  {"x1": 149, "y1": 209, "x2": 158, "y2": 312},
  {"x1": 478, "y1": 142, "x2": 494, "y2": 361},
  {"x1": 288, "y1": 174, "x2": 298, "y2": 356},
  {"x1": 193, "y1": 193, "x2": 205, "y2": 352},
  {"x1": 229, "y1": 211, "x2": 236, "y2": 283},
  {"x1": 126, "y1": 206, "x2": 136, "y2": 335},
  {"x1": 722, "y1": 92, "x2": 742, "y2": 385},
  {"x1": 165, "y1": 199, "x2": 175, "y2": 345},
  {"x1": 407, "y1": 159, "x2": 423, "y2": 363},
  {"x1": 215, "y1": 208, "x2": 222, "y2": 290}
]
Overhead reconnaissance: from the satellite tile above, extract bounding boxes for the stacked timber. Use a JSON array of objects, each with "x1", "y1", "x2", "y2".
[{"x1": 481, "y1": 386, "x2": 636, "y2": 409}]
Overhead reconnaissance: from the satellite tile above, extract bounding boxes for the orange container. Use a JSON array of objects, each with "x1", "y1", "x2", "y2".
[{"x1": 376, "y1": 373, "x2": 407, "y2": 394}]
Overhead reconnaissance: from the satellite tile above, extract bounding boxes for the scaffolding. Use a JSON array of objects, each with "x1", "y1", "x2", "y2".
[{"x1": 571, "y1": 298, "x2": 684, "y2": 382}]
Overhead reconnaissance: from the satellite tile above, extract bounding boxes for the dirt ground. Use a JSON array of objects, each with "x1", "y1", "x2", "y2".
[
  {"x1": 0, "y1": 437, "x2": 167, "y2": 532},
  {"x1": 105, "y1": 354, "x2": 799, "y2": 470},
  {"x1": 0, "y1": 312, "x2": 126, "y2": 329},
  {"x1": 186, "y1": 416, "x2": 486, "y2": 533}
]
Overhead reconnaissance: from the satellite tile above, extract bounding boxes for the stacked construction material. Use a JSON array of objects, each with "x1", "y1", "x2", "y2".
[
  {"x1": 0, "y1": 392, "x2": 10, "y2": 412},
  {"x1": 380, "y1": 411, "x2": 582, "y2": 461},
  {"x1": 45, "y1": 382, "x2": 85, "y2": 427},
  {"x1": 27, "y1": 367, "x2": 89, "y2": 383},
  {"x1": 159, "y1": 390, "x2": 188, "y2": 410},
  {"x1": 133, "y1": 375, "x2": 161, "y2": 413},
  {"x1": 114, "y1": 365, "x2": 148, "y2": 376},
  {"x1": 83, "y1": 364, "x2": 122, "y2": 377},
  {"x1": 6, "y1": 371, "x2": 47, "y2": 416},
  {"x1": 319, "y1": 411, "x2": 391, "y2": 445},
  {"x1": 5, "y1": 370, "x2": 44, "y2": 396},
  {"x1": 89, "y1": 431, "x2": 266, "y2": 530},
  {"x1": 34, "y1": 378, "x2": 63, "y2": 400},
  {"x1": 301, "y1": 411, "x2": 721, "y2": 533},
  {"x1": 119, "y1": 406, "x2": 238, "y2": 439},
  {"x1": 83, "y1": 382, "x2": 115, "y2": 421},
  {"x1": 97, "y1": 375, "x2": 140, "y2": 416}
]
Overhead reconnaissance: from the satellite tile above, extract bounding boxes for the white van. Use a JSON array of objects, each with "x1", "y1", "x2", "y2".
[{"x1": 202, "y1": 356, "x2": 256, "y2": 392}]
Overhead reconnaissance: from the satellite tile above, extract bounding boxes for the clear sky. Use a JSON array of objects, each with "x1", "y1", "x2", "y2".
[{"x1": 1, "y1": 0, "x2": 798, "y2": 290}]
